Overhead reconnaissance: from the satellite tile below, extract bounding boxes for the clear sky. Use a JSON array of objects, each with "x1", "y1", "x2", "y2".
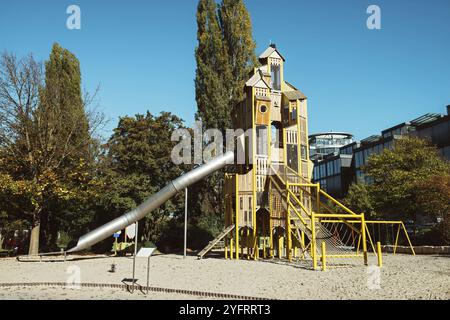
[{"x1": 1, "y1": 0, "x2": 449, "y2": 140}]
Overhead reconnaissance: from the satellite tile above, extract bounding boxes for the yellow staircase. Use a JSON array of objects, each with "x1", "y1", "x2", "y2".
[
  {"x1": 269, "y1": 165, "x2": 369, "y2": 268},
  {"x1": 198, "y1": 224, "x2": 235, "y2": 259}
]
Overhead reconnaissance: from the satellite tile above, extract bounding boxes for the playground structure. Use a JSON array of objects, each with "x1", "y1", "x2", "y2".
[
  {"x1": 43, "y1": 45, "x2": 414, "y2": 270},
  {"x1": 208, "y1": 45, "x2": 414, "y2": 268}
]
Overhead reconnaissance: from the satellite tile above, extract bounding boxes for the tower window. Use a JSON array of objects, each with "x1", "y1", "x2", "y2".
[
  {"x1": 291, "y1": 107, "x2": 297, "y2": 121},
  {"x1": 271, "y1": 64, "x2": 281, "y2": 91},
  {"x1": 271, "y1": 122, "x2": 283, "y2": 148}
]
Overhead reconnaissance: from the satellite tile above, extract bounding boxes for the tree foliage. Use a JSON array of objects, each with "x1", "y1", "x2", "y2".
[
  {"x1": 0, "y1": 44, "x2": 102, "y2": 253},
  {"x1": 95, "y1": 112, "x2": 187, "y2": 249},
  {"x1": 344, "y1": 137, "x2": 450, "y2": 244},
  {"x1": 193, "y1": 0, "x2": 257, "y2": 236}
]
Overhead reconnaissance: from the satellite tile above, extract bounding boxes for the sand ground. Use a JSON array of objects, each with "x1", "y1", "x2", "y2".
[{"x1": 0, "y1": 253, "x2": 449, "y2": 300}]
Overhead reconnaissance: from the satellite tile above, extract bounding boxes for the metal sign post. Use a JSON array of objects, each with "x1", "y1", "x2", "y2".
[
  {"x1": 136, "y1": 247, "x2": 156, "y2": 295},
  {"x1": 131, "y1": 221, "x2": 138, "y2": 293},
  {"x1": 184, "y1": 187, "x2": 188, "y2": 259}
]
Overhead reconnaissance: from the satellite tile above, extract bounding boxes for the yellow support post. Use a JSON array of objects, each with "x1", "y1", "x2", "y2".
[
  {"x1": 247, "y1": 228, "x2": 250, "y2": 260},
  {"x1": 269, "y1": 227, "x2": 273, "y2": 258},
  {"x1": 311, "y1": 212, "x2": 317, "y2": 269},
  {"x1": 321, "y1": 242, "x2": 326, "y2": 271},
  {"x1": 278, "y1": 236, "x2": 283, "y2": 259},
  {"x1": 393, "y1": 224, "x2": 401, "y2": 255},
  {"x1": 268, "y1": 182, "x2": 272, "y2": 258},
  {"x1": 240, "y1": 229, "x2": 244, "y2": 259},
  {"x1": 301, "y1": 231, "x2": 305, "y2": 259},
  {"x1": 251, "y1": 88, "x2": 257, "y2": 261},
  {"x1": 311, "y1": 184, "x2": 319, "y2": 269},
  {"x1": 225, "y1": 239, "x2": 228, "y2": 259},
  {"x1": 315, "y1": 184, "x2": 320, "y2": 215},
  {"x1": 361, "y1": 213, "x2": 368, "y2": 266},
  {"x1": 365, "y1": 223, "x2": 377, "y2": 254},
  {"x1": 235, "y1": 177, "x2": 239, "y2": 260},
  {"x1": 401, "y1": 222, "x2": 416, "y2": 255},
  {"x1": 356, "y1": 234, "x2": 361, "y2": 254},
  {"x1": 230, "y1": 238, "x2": 234, "y2": 260},
  {"x1": 377, "y1": 241, "x2": 383, "y2": 267},
  {"x1": 286, "y1": 189, "x2": 292, "y2": 261}
]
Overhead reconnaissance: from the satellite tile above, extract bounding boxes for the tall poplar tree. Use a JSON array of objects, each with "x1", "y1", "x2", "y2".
[
  {"x1": 219, "y1": 0, "x2": 257, "y2": 111},
  {"x1": 40, "y1": 43, "x2": 90, "y2": 166},
  {"x1": 195, "y1": 0, "x2": 231, "y2": 130},
  {"x1": 195, "y1": 0, "x2": 257, "y2": 131},
  {"x1": 193, "y1": 0, "x2": 257, "y2": 235}
]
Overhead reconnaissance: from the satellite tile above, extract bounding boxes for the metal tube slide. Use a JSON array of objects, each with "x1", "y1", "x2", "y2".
[{"x1": 67, "y1": 151, "x2": 234, "y2": 253}]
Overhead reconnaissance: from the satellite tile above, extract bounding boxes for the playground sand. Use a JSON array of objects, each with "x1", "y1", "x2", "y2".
[{"x1": 0, "y1": 253, "x2": 449, "y2": 300}]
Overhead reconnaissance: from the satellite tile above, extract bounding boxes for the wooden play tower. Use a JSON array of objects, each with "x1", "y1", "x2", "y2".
[{"x1": 198, "y1": 45, "x2": 414, "y2": 269}]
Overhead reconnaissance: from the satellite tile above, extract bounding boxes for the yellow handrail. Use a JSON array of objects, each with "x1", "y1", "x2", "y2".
[
  {"x1": 319, "y1": 189, "x2": 358, "y2": 216},
  {"x1": 287, "y1": 190, "x2": 311, "y2": 217},
  {"x1": 284, "y1": 164, "x2": 311, "y2": 184},
  {"x1": 287, "y1": 201, "x2": 310, "y2": 230}
]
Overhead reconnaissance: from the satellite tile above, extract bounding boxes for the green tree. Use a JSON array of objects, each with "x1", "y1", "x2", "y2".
[
  {"x1": 415, "y1": 173, "x2": 450, "y2": 244},
  {"x1": 193, "y1": 0, "x2": 257, "y2": 236},
  {"x1": 344, "y1": 137, "x2": 450, "y2": 243},
  {"x1": 343, "y1": 183, "x2": 377, "y2": 219},
  {"x1": 40, "y1": 43, "x2": 91, "y2": 170},
  {"x1": 219, "y1": 0, "x2": 258, "y2": 110},
  {"x1": 195, "y1": 0, "x2": 231, "y2": 130},
  {"x1": 0, "y1": 46, "x2": 102, "y2": 254},
  {"x1": 363, "y1": 137, "x2": 450, "y2": 222},
  {"x1": 95, "y1": 112, "x2": 186, "y2": 249},
  {"x1": 195, "y1": 0, "x2": 257, "y2": 131}
]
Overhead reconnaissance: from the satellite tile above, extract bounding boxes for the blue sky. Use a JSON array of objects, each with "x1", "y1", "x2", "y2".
[{"x1": 1, "y1": 0, "x2": 449, "y2": 140}]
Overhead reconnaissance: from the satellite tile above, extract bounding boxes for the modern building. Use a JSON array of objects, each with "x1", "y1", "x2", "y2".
[
  {"x1": 312, "y1": 106, "x2": 450, "y2": 198},
  {"x1": 309, "y1": 132, "x2": 354, "y2": 161},
  {"x1": 309, "y1": 133, "x2": 356, "y2": 198},
  {"x1": 355, "y1": 109, "x2": 450, "y2": 183}
]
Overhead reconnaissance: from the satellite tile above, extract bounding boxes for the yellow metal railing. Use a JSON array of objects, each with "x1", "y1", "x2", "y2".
[{"x1": 268, "y1": 164, "x2": 415, "y2": 269}]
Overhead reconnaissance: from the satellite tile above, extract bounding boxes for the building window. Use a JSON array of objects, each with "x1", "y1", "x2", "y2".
[
  {"x1": 301, "y1": 145, "x2": 307, "y2": 160},
  {"x1": 259, "y1": 104, "x2": 267, "y2": 113},
  {"x1": 271, "y1": 122, "x2": 283, "y2": 148},
  {"x1": 334, "y1": 160, "x2": 341, "y2": 174},
  {"x1": 327, "y1": 161, "x2": 334, "y2": 176},
  {"x1": 271, "y1": 64, "x2": 281, "y2": 91},
  {"x1": 291, "y1": 107, "x2": 297, "y2": 121},
  {"x1": 256, "y1": 126, "x2": 268, "y2": 155},
  {"x1": 355, "y1": 151, "x2": 363, "y2": 168}
]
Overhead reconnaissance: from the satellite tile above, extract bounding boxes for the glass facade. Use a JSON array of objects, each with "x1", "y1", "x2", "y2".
[
  {"x1": 312, "y1": 108, "x2": 450, "y2": 198},
  {"x1": 309, "y1": 133, "x2": 355, "y2": 160}
]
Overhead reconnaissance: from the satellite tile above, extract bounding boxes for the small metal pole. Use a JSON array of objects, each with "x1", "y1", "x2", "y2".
[
  {"x1": 377, "y1": 241, "x2": 383, "y2": 267},
  {"x1": 131, "y1": 221, "x2": 138, "y2": 293},
  {"x1": 184, "y1": 188, "x2": 188, "y2": 259},
  {"x1": 146, "y1": 256, "x2": 150, "y2": 294}
]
